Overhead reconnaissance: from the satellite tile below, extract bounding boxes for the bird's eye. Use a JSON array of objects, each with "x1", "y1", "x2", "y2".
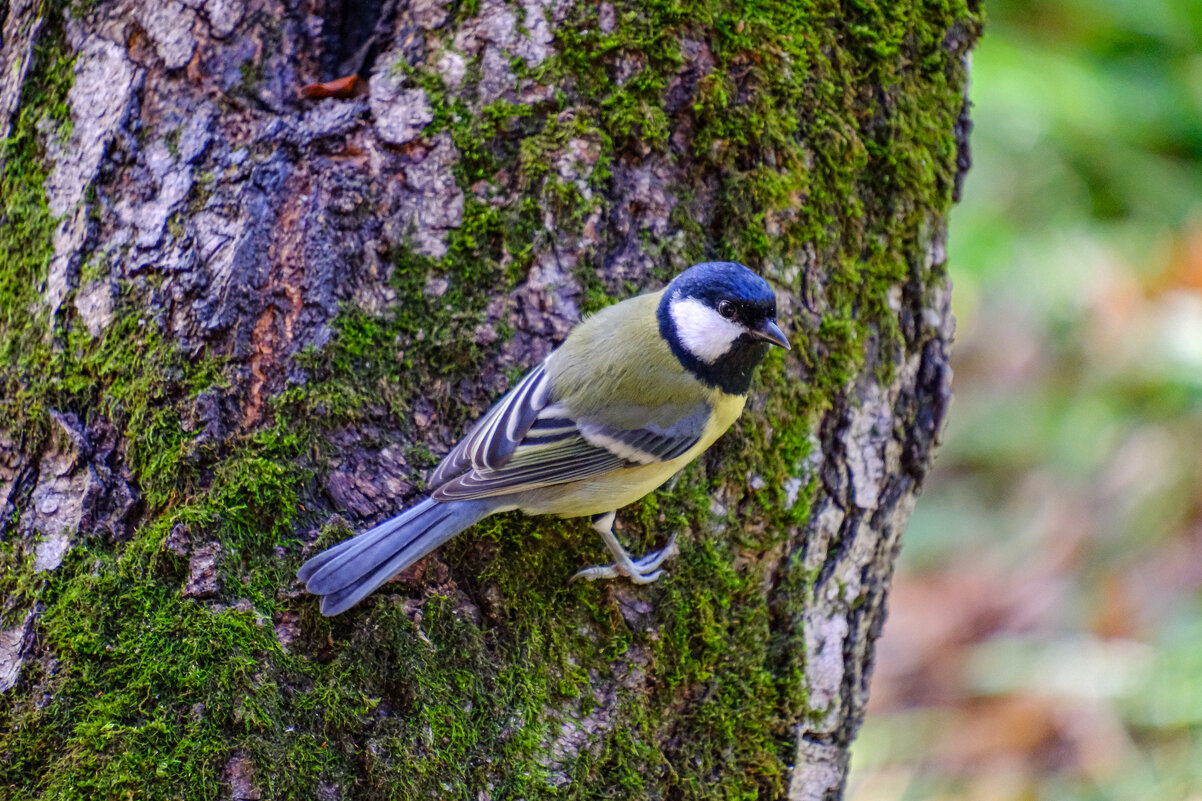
[{"x1": 717, "y1": 300, "x2": 737, "y2": 320}]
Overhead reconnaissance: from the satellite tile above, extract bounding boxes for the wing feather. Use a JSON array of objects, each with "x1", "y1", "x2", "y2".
[
  {"x1": 428, "y1": 363, "x2": 551, "y2": 488},
  {"x1": 429, "y1": 401, "x2": 709, "y2": 502},
  {"x1": 426, "y1": 360, "x2": 711, "y2": 503}
]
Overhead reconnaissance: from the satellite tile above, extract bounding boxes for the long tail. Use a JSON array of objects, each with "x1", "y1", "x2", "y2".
[{"x1": 297, "y1": 498, "x2": 494, "y2": 616}]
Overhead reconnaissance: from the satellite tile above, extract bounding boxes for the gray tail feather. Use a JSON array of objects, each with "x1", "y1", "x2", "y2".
[{"x1": 297, "y1": 497, "x2": 493, "y2": 616}]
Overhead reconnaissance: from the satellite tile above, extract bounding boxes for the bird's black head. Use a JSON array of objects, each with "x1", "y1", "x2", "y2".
[{"x1": 657, "y1": 261, "x2": 790, "y2": 394}]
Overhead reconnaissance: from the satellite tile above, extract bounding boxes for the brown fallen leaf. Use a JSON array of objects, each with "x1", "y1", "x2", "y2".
[{"x1": 300, "y1": 73, "x2": 362, "y2": 100}]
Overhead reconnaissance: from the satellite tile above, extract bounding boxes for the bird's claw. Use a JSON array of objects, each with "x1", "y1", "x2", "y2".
[
  {"x1": 572, "y1": 532, "x2": 679, "y2": 584},
  {"x1": 571, "y1": 565, "x2": 664, "y2": 583}
]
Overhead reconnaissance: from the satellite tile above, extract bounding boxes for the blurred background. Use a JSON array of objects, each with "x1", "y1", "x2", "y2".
[{"x1": 847, "y1": 0, "x2": 1202, "y2": 799}]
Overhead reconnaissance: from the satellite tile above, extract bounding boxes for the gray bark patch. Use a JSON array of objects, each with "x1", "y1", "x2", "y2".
[
  {"x1": 222, "y1": 751, "x2": 261, "y2": 801},
  {"x1": 788, "y1": 738, "x2": 847, "y2": 801},
  {"x1": 25, "y1": 448, "x2": 91, "y2": 572},
  {"x1": 139, "y1": 0, "x2": 198, "y2": 69},
  {"x1": 18, "y1": 411, "x2": 140, "y2": 571},
  {"x1": 184, "y1": 543, "x2": 222, "y2": 599},
  {"x1": 203, "y1": 0, "x2": 244, "y2": 39},
  {"x1": 0, "y1": 612, "x2": 35, "y2": 693},
  {"x1": 0, "y1": 0, "x2": 44, "y2": 150},
  {"x1": 381, "y1": 131, "x2": 464, "y2": 258},
  {"x1": 369, "y1": 67, "x2": 434, "y2": 146},
  {"x1": 43, "y1": 35, "x2": 140, "y2": 315},
  {"x1": 74, "y1": 280, "x2": 115, "y2": 337}
]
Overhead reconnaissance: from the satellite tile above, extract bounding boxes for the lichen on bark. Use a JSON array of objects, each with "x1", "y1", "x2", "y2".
[{"x1": 0, "y1": 0, "x2": 979, "y2": 798}]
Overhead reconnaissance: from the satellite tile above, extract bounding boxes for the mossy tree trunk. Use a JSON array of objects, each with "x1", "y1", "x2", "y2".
[{"x1": 0, "y1": 0, "x2": 978, "y2": 798}]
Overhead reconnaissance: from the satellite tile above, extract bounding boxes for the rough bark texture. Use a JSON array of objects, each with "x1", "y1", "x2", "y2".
[{"x1": 0, "y1": 0, "x2": 978, "y2": 798}]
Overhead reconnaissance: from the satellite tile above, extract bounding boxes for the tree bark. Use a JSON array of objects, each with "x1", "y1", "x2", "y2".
[{"x1": 0, "y1": 0, "x2": 979, "y2": 798}]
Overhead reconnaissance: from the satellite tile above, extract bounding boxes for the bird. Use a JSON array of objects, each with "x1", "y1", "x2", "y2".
[{"x1": 298, "y1": 261, "x2": 790, "y2": 615}]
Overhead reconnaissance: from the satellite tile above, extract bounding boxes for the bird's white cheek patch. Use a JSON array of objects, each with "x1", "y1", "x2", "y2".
[{"x1": 670, "y1": 297, "x2": 745, "y2": 363}]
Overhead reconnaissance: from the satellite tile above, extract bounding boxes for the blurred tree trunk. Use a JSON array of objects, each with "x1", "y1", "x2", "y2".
[{"x1": 0, "y1": 0, "x2": 978, "y2": 798}]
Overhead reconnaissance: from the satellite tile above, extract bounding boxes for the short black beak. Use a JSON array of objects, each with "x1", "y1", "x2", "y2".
[{"x1": 751, "y1": 319, "x2": 790, "y2": 349}]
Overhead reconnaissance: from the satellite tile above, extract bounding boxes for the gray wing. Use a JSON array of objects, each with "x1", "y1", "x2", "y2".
[
  {"x1": 428, "y1": 363, "x2": 552, "y2": 488},
  {"x1": 427, "y1": 366, "x2": 710, "y2": 502}
]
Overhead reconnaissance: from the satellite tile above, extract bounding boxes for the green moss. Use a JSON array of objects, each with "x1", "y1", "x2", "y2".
[
  {"x1": 77, "y1": 251, "x2": 111, "y2": 286},
  {"x1": 0, "y1": 0, "x2": 979, "y2": 797},
  {"x1": 0, "y1": 29, "x2": 72, "y2": 427}
]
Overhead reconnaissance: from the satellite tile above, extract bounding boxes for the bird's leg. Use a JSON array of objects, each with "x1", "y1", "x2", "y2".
[{"x1": 571, "y1": 511, "x2": 680, "y2": 584}]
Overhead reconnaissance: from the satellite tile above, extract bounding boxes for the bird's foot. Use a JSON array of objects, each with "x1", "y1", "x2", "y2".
[{"x1": 572, "y1": 532, "x2": 679, "y2": 584}]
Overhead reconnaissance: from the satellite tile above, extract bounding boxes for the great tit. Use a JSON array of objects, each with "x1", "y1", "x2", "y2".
[{"x1": 298, "y1": 261, "x2": 790, "y2": 615}]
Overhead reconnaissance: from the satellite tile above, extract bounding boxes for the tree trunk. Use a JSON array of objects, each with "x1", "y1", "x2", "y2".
[{"x1": 0, "y1": 0, "x2": 979, "y2": 797}]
